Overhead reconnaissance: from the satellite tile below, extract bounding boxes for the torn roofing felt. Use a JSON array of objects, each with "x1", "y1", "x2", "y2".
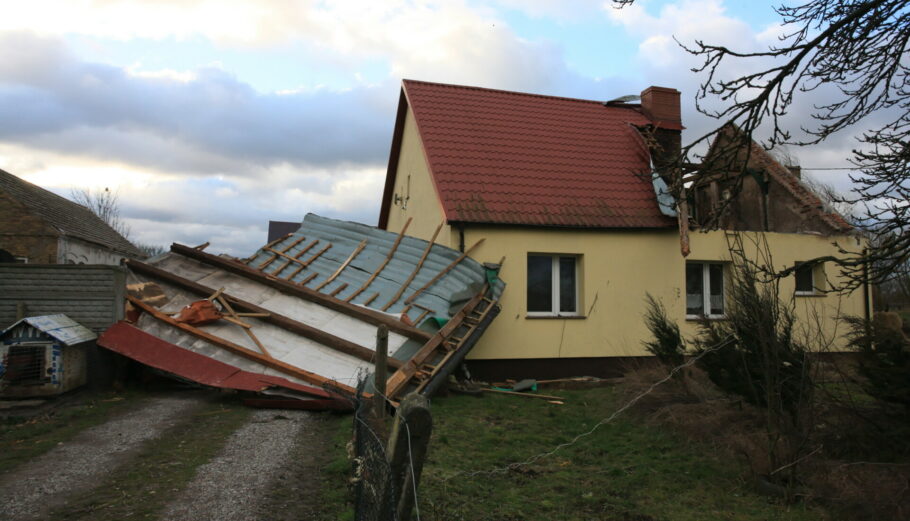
[{"x1": 98, "y1": 213, "x2": 504, "y2": 408}]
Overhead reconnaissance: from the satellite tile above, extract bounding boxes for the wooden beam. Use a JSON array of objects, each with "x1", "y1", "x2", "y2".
[
  {"x1": 347, "y1": 218, "x2": 412, "y2": 303},
  {"x1": 260, "y1": 235, "x2": 308, "y2": 271},
  {"x1": 276, "y1": 239, "x2": 319, "y2": 278},
  {"x1": 315, "y1": 239, "x2": 367, "y2": 291},
  {"x1": 382, "y1": 221, "x2": 443, "y2": 311},
  {"x1": 329, "y1": 282, "x2": 348, "y2": 297},
  {"x1": 364, "y1": 292, "x2": 380, "y2": 306},
  {"x1": 218, "y1": 295, "x2": 271, "y2": 358},
  {"x1": 385, "y1": 288, "x2": 486, "y2": 397},
  {"x1": 125, "y1": 258, "x2": 404, "y2": 369},
  {"x1": 170, "y1": 243, "x2": 431, "y2": 342},
  {"x1": 299, "y1": 272, "x2": 318, "y2": 286},
  {"x1": 127, "y1": 295, "x2": 353, "y2": 393},
  {"x1": 244, "y1": 233, "x2": 292, "y2": 264},
  {"x1": 404, "y1": 238, "x2": 485, "y2": 305}
]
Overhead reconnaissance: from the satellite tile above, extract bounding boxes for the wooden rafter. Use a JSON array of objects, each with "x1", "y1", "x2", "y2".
[
  {"x1": 382, "y1": 221, "x2": 444, "y2": 311},
  {"x1": 170, "y1": 244, "x2": 431, "y2": 341},
  {"x1": 127, "y1": 295, "x2": 354, "y2": 393},
  {"x1": 346, "y1": 218, "x2": 412, "y2": 303},
  {"x1": 315, "y1": 239, "x2": 367, "y2": 291},
  {"x1": 403, "y1": 238, "x2": 485, "y2": 305},
  {"x1": 125, "y1": 258, "x2": 404, "y2": 369}
]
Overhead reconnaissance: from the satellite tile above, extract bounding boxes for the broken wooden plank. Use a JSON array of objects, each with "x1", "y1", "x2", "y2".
[
  {"x1": 262, "y1": 235, "x2": 309, "y2": 272},
  {"x1": 346, "y1": 218, "x2": 411, "y2": 303},
  {"x1": 482, "y1": 388, "x2": 565, "y2": 401},
  {"x1": 315, "y1": 239, "x2": 367, "y2": 291},
  {"x1": 385, "y1": 288, "x2": 487, "y2": 397},
  {"x1": 125, "y1": 258, "x2": 405, "y2": 369},
  {"x1": 170, "y1": 244, "x2": 432, "y2": 342},
  {"x1": 193, "y1": 242, "x2": 210, "y2": 251},
  {"x1": 218, "y1": 294, "x2": 272, "y2": 358},
  {"x1": 127, "y1": 295, "x2": 352, "y2": 393},
  {"x1": 404, "y1": 238, "x2": 485, "y2": 305},
  {"x1": 382, "y1": 220, "x2": 444, "y2": 311},
  {"x1": 276, "y1": 239, "x2": 319, "y2": 278},
  {"x1": 299, "y1": 272, "x2": 318, "y2": 286},
  {"x1": 364, "y1": 292, "x2": 380, "y2": 306},
  {"x1": 329, "y1": 282, "x2": 349, "y2": 297}
]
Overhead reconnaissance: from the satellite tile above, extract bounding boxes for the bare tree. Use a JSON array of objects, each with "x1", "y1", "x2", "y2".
[
  {"x1": 614, "y1": 0, "x2": 910, "y2": 291},
  {"x1": 71, "y1": 187, "x2": 131, "y2": 239}
]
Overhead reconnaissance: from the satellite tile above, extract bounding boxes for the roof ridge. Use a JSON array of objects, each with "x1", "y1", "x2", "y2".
[{"x1": 401, "y1": 78, "x2": 640, "y2": 109}]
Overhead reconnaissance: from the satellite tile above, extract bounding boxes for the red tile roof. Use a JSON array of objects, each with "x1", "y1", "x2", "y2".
[{"x1": 380, "y1": 80, "x2": 676, "y2": 229}]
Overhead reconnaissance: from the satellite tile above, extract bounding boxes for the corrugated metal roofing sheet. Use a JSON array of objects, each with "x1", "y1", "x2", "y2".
[
  {"x1": 1, "y1": 314, "x2": 97, "y2": 345},
  {"x1": 398, "y1": 79, "x2": 677, "y2": 229},
  {"x1": 247, "y1": 213, "x2": 505, "y2": 324}
]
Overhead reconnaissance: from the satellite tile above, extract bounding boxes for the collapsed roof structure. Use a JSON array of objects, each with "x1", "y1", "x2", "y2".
[{"x1": 98, "y1": 214, "x2": 504, "y2": 409}]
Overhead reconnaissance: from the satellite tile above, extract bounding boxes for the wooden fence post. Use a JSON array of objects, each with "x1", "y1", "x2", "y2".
[
  {"x1": 386, "y1": 392, "x2": 432, "y2": 521},
  {"x1": 374, "y1": 325, "x2": 389, "y2": 416}
]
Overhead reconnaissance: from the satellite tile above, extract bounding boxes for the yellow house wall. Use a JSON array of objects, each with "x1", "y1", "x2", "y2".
[
  {"x1": 384, "y1": 106, "x2": 453, "y2": 247},
  {"x1": 457, "y1": 226, "x2": 867, "y2": 359}
]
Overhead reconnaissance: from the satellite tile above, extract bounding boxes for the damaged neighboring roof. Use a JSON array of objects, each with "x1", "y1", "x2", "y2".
[{"x1": 98, "y1": 214, "x2": 504, "y2": 409}]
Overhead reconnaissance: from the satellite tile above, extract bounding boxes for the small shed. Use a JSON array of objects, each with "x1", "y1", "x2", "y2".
[{"x1": 0, "y1": 314, "x2": 96, "y2": 397}]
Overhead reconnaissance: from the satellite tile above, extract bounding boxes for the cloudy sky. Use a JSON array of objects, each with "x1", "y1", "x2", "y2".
[{"x1": 0, "y1": 0, "x2": 861, "y2": 255}]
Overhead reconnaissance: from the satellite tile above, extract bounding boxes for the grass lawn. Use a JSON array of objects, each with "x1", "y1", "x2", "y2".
[{"x1": 417, "y1": 386, "x2": 826, "y2": 521}]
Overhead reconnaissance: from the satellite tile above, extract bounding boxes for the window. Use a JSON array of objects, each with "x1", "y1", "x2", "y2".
[
  {"x1": 795, "y1": 262, "x2": 824, "y2": 295},
  {"x1": 527, "y1": 254, "x2": 579, "y2": 316},
  {"x1": 686, "y1": 262, "x2": 725, "y2": 318}
]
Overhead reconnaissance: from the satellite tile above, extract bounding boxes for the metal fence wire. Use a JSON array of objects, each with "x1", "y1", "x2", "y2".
[{"x1": 350, "y1": 377, "x2": 399, "y2": 521}]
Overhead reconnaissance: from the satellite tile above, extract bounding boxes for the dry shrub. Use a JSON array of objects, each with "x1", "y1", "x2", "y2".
[
  {"x1": 802, "y1": 461, "x2": 910, "y2": 520},
  {"x1": 619, "y1": 364, "x2": 910, "y2": 520}
]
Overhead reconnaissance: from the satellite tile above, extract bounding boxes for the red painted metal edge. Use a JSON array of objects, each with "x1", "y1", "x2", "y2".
[
  {"x1": 99, "y1": 322, "x2": 352, "y2": 409},
  {"x1": 242, "y1": 398, "x2": 353, "y2": 411}
]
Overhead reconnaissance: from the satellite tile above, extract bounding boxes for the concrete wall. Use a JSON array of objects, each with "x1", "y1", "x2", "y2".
[
  {"x1": 0, "y1": 264, "x2": 127, "y2": 332},
  {"x1": 0, "y1": 190, "x2": 59, "y2": 263},
  {"x1": 58, "y1": 236, "x2": 125, "y2": 265}
]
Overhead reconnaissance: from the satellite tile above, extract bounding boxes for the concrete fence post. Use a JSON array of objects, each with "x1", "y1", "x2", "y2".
[{"x1": 386, "y1": 392, "x2": 432, "y2": 521}]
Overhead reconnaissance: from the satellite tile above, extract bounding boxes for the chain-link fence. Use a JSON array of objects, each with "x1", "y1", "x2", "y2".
[{"x1": 350, "y1": 377, "x2": 399, "y2": 521}]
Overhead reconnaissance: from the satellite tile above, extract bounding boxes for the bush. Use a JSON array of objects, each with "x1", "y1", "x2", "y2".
[
  {"x1": 642, "y1": 293, "x2": 687, "y2": 367},
  {"x1": 693, "y1": 263, "x2": 812, "y2": 419},
  {"x1": 845, "y1": 312, "x2": 910, "y2": 408}
]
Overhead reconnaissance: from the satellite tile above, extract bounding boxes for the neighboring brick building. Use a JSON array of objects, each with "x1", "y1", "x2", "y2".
[{"x1": 0, "y1": 168, "x2": 142, "y2": 265}]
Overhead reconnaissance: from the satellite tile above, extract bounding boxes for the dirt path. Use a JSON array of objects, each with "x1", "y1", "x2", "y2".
[
  {"x1": 0, "y1": 394, "x2": 206, "y2": 521},
  {"x1": 160, "y1": 409, "x2": 318, "y2": 521}
]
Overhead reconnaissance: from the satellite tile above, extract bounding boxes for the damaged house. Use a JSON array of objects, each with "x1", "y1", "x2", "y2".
[{"x1": 378, "y1": 79, "x2": 868, "y2": 379}]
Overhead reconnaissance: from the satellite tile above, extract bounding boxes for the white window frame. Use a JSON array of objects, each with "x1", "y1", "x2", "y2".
[
  {"x1": 526, "y1": 254, "x2": 579, "y2": 317},
  {"x1": 686, "y1": 262, "x2": 726, "y2": 320},
  {"x1": 14, "y1": 256, "x2": 28, "y2": 264},
  {"x1": 794, "y1": 261, "x2": 824, "y2": 296}
]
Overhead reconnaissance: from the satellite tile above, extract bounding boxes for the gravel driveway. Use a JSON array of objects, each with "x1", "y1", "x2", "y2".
[
  {"x1": 0, "y1": 394, "x2": 206, "y2": 521},
  {"x1": 161, "y1": 409, "x2": 315, "y2": 521}
]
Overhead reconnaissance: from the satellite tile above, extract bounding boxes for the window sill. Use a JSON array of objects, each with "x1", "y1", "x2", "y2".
[
  {"x1": 525, "y1": 315, "x2": 586, "y2": 320},
  {"x1": 686, "y1": 315, "x2": 727, "y2": 322},
  {"x1": 795, "y1": 292, "x2": 826, "y2": 298}
]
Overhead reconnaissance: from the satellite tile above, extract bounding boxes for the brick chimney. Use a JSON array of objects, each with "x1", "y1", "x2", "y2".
[{"x1": 640, "y1": 86, "x2": 683, "y2": 182}]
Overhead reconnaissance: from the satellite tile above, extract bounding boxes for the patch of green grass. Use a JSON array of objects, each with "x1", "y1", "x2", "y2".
[
  {"x1": 47, "y1": 396, "x2": 252, "y2": 521},
  {"x1": 0, "y1": 390, "x2": 145, "y2": 474},
  {"x1": 420, "y1": 388, "x2": 826, "y2": 521},
  {"x1": 319, "y1": 413, "x2": 357, "y2": 521}
]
